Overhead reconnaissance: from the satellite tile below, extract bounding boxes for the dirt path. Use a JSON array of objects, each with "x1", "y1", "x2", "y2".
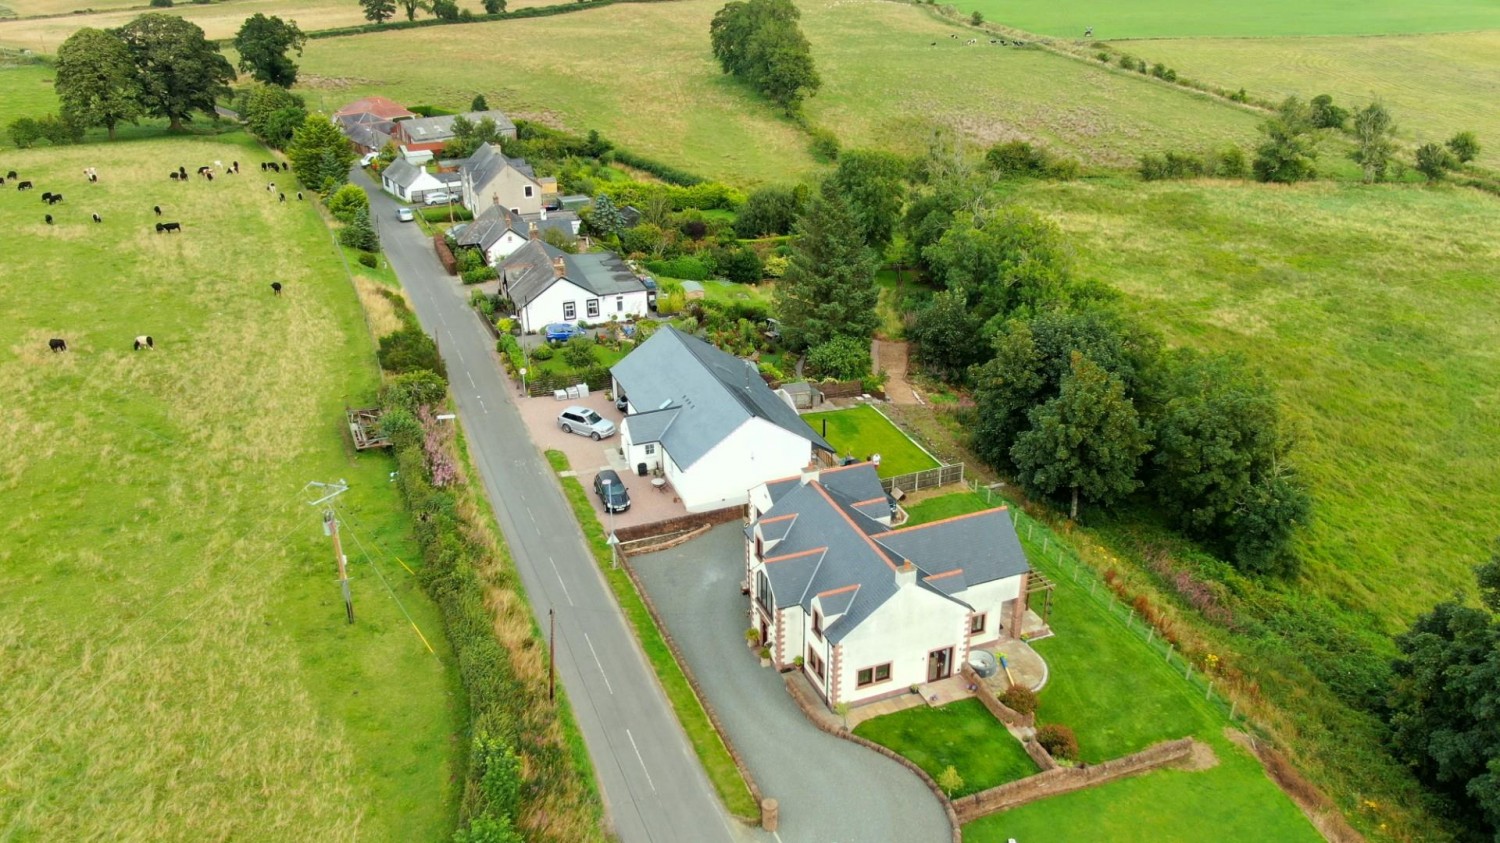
[{"x1": 874, "y1": 339, "x2": 922, "y2": 405}]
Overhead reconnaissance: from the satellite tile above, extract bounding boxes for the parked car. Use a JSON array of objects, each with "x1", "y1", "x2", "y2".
[
  {"x1": 423, "y1": 191, "x2": 455, "y2": 206},
  {"x1": 360, "y1": 151, "x2": 379, "y2": 167},
  {"x1": 593, "y1": 469, "x2": 631, "y2": 513},
  {"x1": 559, "y1": 406, "x2": 615, "y2": 440},
  {"x1": 396, "y1": 207, "x2": 415, "y2": 222},
  {"x1": 615, "y1": 393, "x2": 629, "y2": 412},
  {"x1": 545, "y1": 322, "x2": 586, "y2": 343},
  {"x1": 641, "y1": 276, "x2": 658, "y2": 311}
]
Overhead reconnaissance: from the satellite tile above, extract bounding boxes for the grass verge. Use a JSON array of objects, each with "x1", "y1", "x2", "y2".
[{"x1": 544, "y1": 449, "x2": 760, "y2": 820}]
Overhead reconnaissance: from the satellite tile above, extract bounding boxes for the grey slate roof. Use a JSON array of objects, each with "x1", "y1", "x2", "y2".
[
  {"x1": 612, "y1": 326, "x2": 834, "y2": 471},
  {"x1": 621, "y1": 407, "x2": 679, "y2": 444},
  {"x1": 462, "y1": 143, "x2": 537, "y2": 196},
  {"x1": 459, "y1": 207, "x2": 580, "y2": 252},
  {"x1": 499, "y1": 240, "x2": 645, "y2": 308},
  {"x1": 381, "y1": 158, "x2": 426, "y2": 190},
  {"x1": 751, "y1": 464, "x2": 1030, "y2": 643},
  {"x1": 400, "y1": 110, "x2": 516, "y2": 144}
]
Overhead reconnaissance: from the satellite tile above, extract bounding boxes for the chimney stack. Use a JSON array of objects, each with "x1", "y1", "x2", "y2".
[
  {"x1": 895, "y1": 558, "x2": 917, "y2": 588},
  {"x1": 552, "y1": 256, "x2": 566, "y2": 277},
  {"x1": 540, "y1": 206, "x2": 548, "y2": 221},
  {"x1": 528, "y1": 221, "x2": 539, "y2": 240}
]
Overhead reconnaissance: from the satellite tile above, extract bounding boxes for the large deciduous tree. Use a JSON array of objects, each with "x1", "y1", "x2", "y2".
[
  {"x1": 1252, "y1": 96, "x2": 1317, "y2": 184},
  {"x1": 710, "y1": 0, "x2": 820, "y2": 113},
  {"x1": 733, "y1": 184, "x2": 802, "y2": 238},
  {"x1": 909, "y1": 289, "x2": 985, "y2": 382},
  {"x1": 54, "y1": 28, "x2": 142, "y2": 141},
  {"x1": 825, "y1": 149, "x2": 908, "y2": 249},
  {"x1": 923, "y1": 206, "x2": 1074, "y2": 329},
  {"x1": 288, "y1": 113, "x2": 356, "y2": 193},
  {"x1": 360, "y1": 0, "x2": 396, "y2": 24},
  {"x1": 233, "y1": 14, "x2": 307, "y2": 88},
  {"x1": 115, "y1": 13, "x2": 234, "y2": 131},
  {"x1": 235, "y1": 82, "x2": 307, "y2": 148},
  {"x1": 773, "y1": 184, "x2": 879, "y2": 351},
  {"x1": 1010, "y1": 351, "x2": 1149, "y2": 520}
]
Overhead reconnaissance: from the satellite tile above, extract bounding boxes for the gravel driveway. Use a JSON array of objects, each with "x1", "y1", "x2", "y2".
[{"x1": 631, "y1": 524, "x2": 952, "y2": 843}]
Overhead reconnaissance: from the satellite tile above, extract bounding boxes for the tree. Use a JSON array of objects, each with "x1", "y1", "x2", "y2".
[
  {"x1": 1307, "y1": 94, "x2": 1348, "y2": 130},
  {"x1": 806, "y1": 335, "x2": 871, "y2": 381},
  {"x1": 360, "y1": 0, "x2": 396, "y2": 24},
  {"x1": 430, "y1": 0, "x2": 459, "y2": 20},
  {"x1": 236, "y1": 82, "x2": 306, "y2": 148},
  {"x1": 233, "y1": 14, "x2": 306, "y2": 88},
  {"x1": 922, "y1": 206, "x2": 1073, "y2": 327},
  {"x1": 1224, "y1": 468, "x2": 1308, "y2": 576},
  {"x1": 7, "y1": 117, "x2": 42, "y2": 148},
  {"x1": 1348, "y1": 101, "x2": 1396, "y2": 183},
  {"x1": 709, "y1": 0, "x2": 820, "y2": 113},
  {"x1": 471, "y1": 93, "x2": 489, "y2": 111},
  {"x1": 1415, "y1": 142, "x2": 1455, "y2": 182},
  {"x1": 969, "y1": 10, "x2": 982, "y2": 25},
  {"x1": 340, "y1": 206, "x2": 380, "y2": 252},
  {"x1": 825, "y1": 149, "x2": 908, "y2": 249},
  {"x1": 937, "y1": 765, "x2": 964, "y2": 798},
  {"x1": 1387, "y1": 556, "x2": 1500, "y2": 839},
  {"x1": 716, "y1": 245, "x2": 763, "y2": 284},
  {"x1": 444, "y1": 116, "x2": 504, "y2": 158},
  {"x1": 561, "y1": 336, "x2": 595, "y2": 368},
  {"x1": 398, "y1": 0, "x2": 421, "y2": 21},
  {"x1": 37, "y1": 113, "x2": 85, "y2": 145},
  {"x1": 288, "y1": 113, "x2": 356, "y2": 193},
  {"x1": 586, "y1": 193, "x2": 624, "y2": 240},
  {"x1": 328, "y1": 183, "x2": 369, "y2": 223},
  {"x1": 115, "y1": 14, "x2": 235, "y2": 131},
  {"x1": 1011, "y1": 351, "x2": 1148, "y2": 520},
  {"x1": 481, "y1": 0, "x2": 506, "y2": 12},
  {"x1": 1252, "y1": 115, "x2": 1317, "y2": 183},
  {"x1": 733, "y1": 185, "x2": 802, "y2": 237},
  {"x1": 54, "y1": 28, "x2": 142, "y2": 141},
  {"x1": 909, "y1": 289, "x2": 985, "y2": 382},
  {"x1": 773, "y1": 185, "x2": 880, "y2": 351},
  {"x1": 1446, "y1": 131, "x2": 1480, "y2": 164}
]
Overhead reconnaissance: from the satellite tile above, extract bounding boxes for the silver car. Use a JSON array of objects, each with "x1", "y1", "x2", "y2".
[{"x1": 558, "y1": 406, "x2": 615, "y2": 440}]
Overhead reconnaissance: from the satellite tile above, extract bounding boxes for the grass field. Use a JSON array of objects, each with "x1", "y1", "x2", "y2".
[
  {"x1": 0, "y1": 133, "x2": 461, "y2": 840},
  {"x1": 852, "y1": 698, "x2": 1038, "y2": 796},
  {"x1": 803, "y1": 404, "x2": 939, "y2": 477},
  {"x1": 946, "y1": 0, "x2": 1500, "y2": 39},
  {"x1": 1010, "y1": 177, "x2": 1500, "y2": 626},
  {"x1": 1119, "y1": 31, "x2": 1500, "y2": 158},
  {"x1": 0, "y1": 61, "x2": 55, "y2": 137}
]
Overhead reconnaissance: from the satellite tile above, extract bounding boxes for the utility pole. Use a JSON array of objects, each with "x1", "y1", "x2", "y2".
[
  {"x1": 549, "y1": 608, "x2": 556, "y2": 702},
  {"x1": 306, "y1": 480, "x2": 353, "y2": 624}
]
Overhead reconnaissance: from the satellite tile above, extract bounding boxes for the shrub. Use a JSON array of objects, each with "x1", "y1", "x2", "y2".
[
  {"x1": 378, "y1": 327, "x2": 446, "y2": 379},
  {"x1": 1095, "y1": 51, "x2": 1110, "y2": 62},
  {"x1": 716, "y1": 246, "x2": 763, "y2": 284},
  {"x1": 644, "y1": 255, "x2": 710, "y2": 281},
  {"x1": 531, "y1": 343, "x2": 554, "y2": 361},
  {"x1": 328, "y1": 184, "x2": 369, "y2": 224},
  {"x1": 1415, "y1": 143, "x2": 1455, "y2": 181},
  {"x1": 357, "y1": 251, "x2": 378, "y2": 268},
  {"x1": 149, "y1": 0, "x2": 172, "y2": 6},
  {"x1": 1036, "y1": 724, "x2": 1079, "y2": 761},
  {"x1": 1139, "y1": 150, "x2": 1206, "y2": 181},
  {"x1": 7, "y1": 117, "x2": 43, "y2": 149},
  {"x1": 461, "y1": 265, "x2": 498, "y2": 285},
  {"x1": 969, "y1": 10, "x2": 982, "y2": 24},
  {"x1": 809, "y1": 127, "x2": 840, "y2": 162},
  {"x1": 1229, "y1": 88, "x2": 1249, "y2": 103},
  {"x1": 1215, "y1": 146, "x2": 1248, "y2": 178},
  {"x1": 1446, "y1": 130, "x2": 1480, "y2": 164},
  {"x1": 806, "y1": 335, "x2": 871, "y2": 381},
  {"x1": 1000, "y1": 685, "x2": 1039, "y2": 715},
  {"x1": 560, "y1": 336, "x2": 595, "y2": 369}
]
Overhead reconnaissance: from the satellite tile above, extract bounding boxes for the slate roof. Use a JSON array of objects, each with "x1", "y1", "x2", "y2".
[
  {"x1": 612, "y1": 326, "x2": 834, "y2": 471},
  {"x1": 751, "y1": 463, "x2": 1030, "y2": 643},
  {"x1": 458, "y1": 207, "x2": 580, "y2": 252},
  {"x1": 400, "y1": 110, "x2": 516, "y2": 144},
  {"x1": 461, "y1": 143, "x2": 538, "y2": 195},
  {"x1": 621, "y1": 407, "x2": 679, "y2": 444},
  {"x1": 382, "y1": 158, "x2": 428, "y2": 190},
  {"x1": 499, "y1": 240, "x2": 645, "y2": 307}
]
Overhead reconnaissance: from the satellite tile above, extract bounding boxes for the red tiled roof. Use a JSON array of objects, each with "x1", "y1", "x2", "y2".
[{"x1": 335, "y1": 96, "x2": 416, "y2": 121}]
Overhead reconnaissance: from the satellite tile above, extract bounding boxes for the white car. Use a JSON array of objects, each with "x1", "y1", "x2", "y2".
[
  {"x1": 423, "y1": 191, "x2": 456, "y2": 206},
  {"x1": 558, "y1": 406, "x2": 615, "y2": 440},
  {"x1": 360, "y1": 151, "x2": 379, "y2": 167},
  {"x1": 396, "y1": 207, "x2": 414, "y2": 222}
]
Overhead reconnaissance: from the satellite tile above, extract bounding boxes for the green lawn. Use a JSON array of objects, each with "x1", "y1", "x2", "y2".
[
  {"x1": 543, "y1": 450, "x2": 760, "y2": 820},
  {"x1": 853, "y1": 698, "x2": 1037, "y2": 797},
  {"x1": 804, "y1": 404, "x2": 939, "y2": 477},
  {"x1": 1015, "y1": 177, "x2": 1500, "y2": 627},
  {"x1": 1121, "y1": 31, "x2": 1500, "y2": 160},
  {"x1": 0, "y1": 133, "x2": 460, "y2": 840},
  {"x1": 529, "y1": 339, "x2": 630, "y2": 375},
  {"x1": 902, "y1": 490, "x2": 997, "y2": 526},
  {"x1": 947, "y1": 0, "x2": 1500, "y2": 38}
]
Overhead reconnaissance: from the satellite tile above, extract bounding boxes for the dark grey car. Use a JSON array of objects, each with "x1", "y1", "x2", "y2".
[{"x1": 594, "y1": 469, "x2": 631, "y2": 513}]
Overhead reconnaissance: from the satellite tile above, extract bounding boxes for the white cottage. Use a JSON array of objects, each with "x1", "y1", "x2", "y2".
[
  {"x1": 454, "y1": 205, "x2": 581, "y2": 265},
  {"x1": 380, "y1": 157, "x2": 455, "y2": 203},
  {"x1": 498, "y1": 240, "x2": 649, "y2": 332},
  {"x1": 609, "y1": 326, "x2": 835, "y2": 512},
  {"x1": 745, "y1": 463, "x2": 1031, "y2": 709}
]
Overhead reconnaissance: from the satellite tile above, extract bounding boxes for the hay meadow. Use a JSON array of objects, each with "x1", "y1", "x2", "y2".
[{"x1": 0, "y1": 133, "x2": 461, "y2": 840}]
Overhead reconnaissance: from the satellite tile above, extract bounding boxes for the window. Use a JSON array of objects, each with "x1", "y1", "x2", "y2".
[
  {"x1": 756, "y1": 570, "x2": 772, "y2": 614},
  {"x1": 562, "y1": 302, "x2": 576, "y2": 320},
  {"x1": 524, "y1": 185, "x2": 534, "y2": 198},
  {"x1": 812, "y1": 609, "x2": 823, "y2": 639},
  {"x1": 586, "y1": 298, "x2": 600, "y2": 318},
  {"x1": 645, "y1": 443, "x2": 656, "y2": 456},
  {"x1": 616, "y1": 296, "x2": 625, "y2": 312},
  {"x1": 970, "y1": 613, "x2": 987, "y2": 635},
  {"x1": 856, "y1": 663, "x2": 892, "y2": 688},
  {"x1": 806, "y1": 646, "x2": 825, "y2": 682}
]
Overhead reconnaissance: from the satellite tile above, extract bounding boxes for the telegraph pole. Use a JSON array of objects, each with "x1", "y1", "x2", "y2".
[
  {"x1": 549, "y1": 608, "x2": 556, "y2": 702},
  {"x1": 306, "y1": 480, "x2": 353, "y2": 624}
]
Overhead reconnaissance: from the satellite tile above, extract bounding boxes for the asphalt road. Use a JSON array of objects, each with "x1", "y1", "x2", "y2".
[{"x1": 357, "y1": 171, "x2": 754, "y2": 843}]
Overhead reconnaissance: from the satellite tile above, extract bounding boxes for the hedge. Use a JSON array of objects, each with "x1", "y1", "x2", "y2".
[
  {"x1": 306, "y1": 0, "x2": 618, "y2": 40},
  {"x1": 420, "y1": 205, "x2": 474, "y2": 223}
]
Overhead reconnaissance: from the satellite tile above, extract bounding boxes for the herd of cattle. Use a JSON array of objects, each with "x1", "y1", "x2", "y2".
[{"x1": 5, "y1": 159, "x2": 297, "y2": 355}]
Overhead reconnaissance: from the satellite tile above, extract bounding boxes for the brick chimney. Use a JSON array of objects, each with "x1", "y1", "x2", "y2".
[
  {"x1": 528, "y1": 220, "x2": 539, "y2": 240},
  {"x1": 895, "y1": 558, "x2": 917, "y2": 588},
  {"x1": 552, "y1": 256, "x2": 566, "y2": 277}
]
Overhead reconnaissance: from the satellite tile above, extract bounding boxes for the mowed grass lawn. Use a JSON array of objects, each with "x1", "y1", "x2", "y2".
[
  {"x1": 1015, "y1": 178, "x2": 1500, "y2": 627},
  {"x1": 949, "y1": 0, "x2": 1500, "y2": 38},
  {"x1": 803, "y1": 404, "x2": 938, "y2": 477},
  {"x1": 853, "y1": 698, "x2": 1037, "y2": 796},
  {"x1": 1124, "y1": 32, "x2": 1500, "y2": 158},
  {"x1": 0, "y1": 134, "x2": 461, "y2": 841},
  {"x1": 898, "y1": 492, "x2": 1318, "y2": 840}
]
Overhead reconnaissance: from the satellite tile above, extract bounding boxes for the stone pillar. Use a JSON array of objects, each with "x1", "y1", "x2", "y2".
[{"x1": 761, "y1": 798, "x2": 778, "y2": 832}]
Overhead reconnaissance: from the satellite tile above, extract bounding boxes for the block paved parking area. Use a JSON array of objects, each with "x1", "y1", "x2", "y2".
[{"x1": 508, "y1": 381, "x2": 686, "y2": 530}]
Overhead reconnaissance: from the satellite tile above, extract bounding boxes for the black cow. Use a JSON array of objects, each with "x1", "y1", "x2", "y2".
[
  {"x1": 17, "y1": 180, "x2": 33, "y2": 191},
  {"x1": 6, "y1": 170, "x2": 17, "y2": 180},
  {"x1": 178, "y1": 166, "x2": 187, "y2": 179},
  {"x1": 279, "y1": 193, "x2": 286, "y2": 203},
  {"x1": 156, "y1": 222, "x2": 182, "y2": 233},
  {"x1": 0, "y1": 177, "x2": 6, "y2": 186},
  {"x1": 41, "y1": 192, "x2": 53, "y2": 202},
  {"x1": 260, "y1": 162, "x2": 268, "y2": 172},
  {"x1": 296, "y1": 192, "x2": 303, "y2": 201},
  {"x1": 232, "y1": 161, "x2": 240, "y2": 173},
  {"x1": 271, "y1": 162, "x2": 282, "y2": 173},
  {"x1": 49, "y1": 338, "x2": 67, "y2": 352},
  {"x1": 47, "y1": 194, "x2": 63, "y2": 205},
  {"x1": 44, "y1": 214, "x2": 53, "y2": 225},
  {"x1": 198, "y1": 166, "x2": 211, "y2": 175},
  {"x1": 205, "y1": 172, "x2": 214, "y2": 182},
  {"x1": 154, "y1": 205, "x2": 162, "y2": 217},
  {"x1": 92, "y1": 213, "x2": 102, "y2": 224},
  {"x1": 170, "y1": 172, "x2": 182, "y2": 181},
  {"x1": 271, "y1": 281, "x2": 283, "y2": 296},
  {"x1": 133, "y1": 335, "x2": 154, "y2": 350}
]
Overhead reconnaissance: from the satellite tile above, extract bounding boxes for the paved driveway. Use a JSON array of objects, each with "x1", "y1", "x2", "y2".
[{"x1": 632, "y1": 524, "x2": 952, "y2": 843}]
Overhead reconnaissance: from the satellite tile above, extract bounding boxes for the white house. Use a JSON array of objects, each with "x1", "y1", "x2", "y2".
[
  {"x1": 609, "y1": 326, "x2": 836, "y2": 512},
  {"x1": 380, "y1": 158, "x2": 456, "y2": 203},
  {"x1": 498, "y1": 239, "x2": 649, "y2": 332},
  {"x1": 454, "y1": 205, "x2": 581, "y2": 265},
  {"x1": 460, "y1": 143, "x2": 544, "y2": 216},
  {"x1": 745, "y1": 462, "x2": 1031, "y2": 709}
]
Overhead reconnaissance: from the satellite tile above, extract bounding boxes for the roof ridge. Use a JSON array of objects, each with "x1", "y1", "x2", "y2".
[{"x1": 812, "y1": 483, "x2": 898, "y2": 573}]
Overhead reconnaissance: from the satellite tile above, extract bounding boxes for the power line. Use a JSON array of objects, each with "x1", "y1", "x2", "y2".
[{"x1": 333, "y1": 502, "x2": 437, "y2": 656}]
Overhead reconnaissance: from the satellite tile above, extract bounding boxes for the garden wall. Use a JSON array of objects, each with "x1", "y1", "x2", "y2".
[
  {"x1": 616, "y1": 505, "x2": 745, "y2": 546},
  {"x1": 960, "y1": 664, "x2": 1035, "y2": 730}
]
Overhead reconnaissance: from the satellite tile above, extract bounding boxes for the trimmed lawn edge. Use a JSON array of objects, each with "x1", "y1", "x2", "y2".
[{"x1": 544, "y1": 449, "x2": 761, "y2": 821}]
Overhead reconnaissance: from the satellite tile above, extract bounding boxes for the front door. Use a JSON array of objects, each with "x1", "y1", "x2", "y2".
[{"x1": 927, "y1": 647, "x2": 953, "y2": 682}]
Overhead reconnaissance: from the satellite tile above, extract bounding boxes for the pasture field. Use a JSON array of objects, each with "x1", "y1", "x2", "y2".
[
  {"x1": 1116, "y1": 31, "x2": 1500, "y2": 158},
  {"x1": 0, "y1": 133, "x2": 461, "y2": 840},
  {"x1": 0, "y1": 61, "x2": 56, "y2": 138},
  {"x1": 297, "y1": 0, "x2": 1264, "y2": 183},
  {"x1": 1011, "y1": 177, "x2": 1500, "y2": 626},
  {"x1": 945, "y1": 0, "x2": 1500, "y2": 39}
]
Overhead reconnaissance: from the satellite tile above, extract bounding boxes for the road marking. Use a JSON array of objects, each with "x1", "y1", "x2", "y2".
[
  {"x1": 584, "y1": 632, "x2": 613, "y2": 694},
  {"x1": 626, "y1": 729, "x2": 657, "y2": 793},
  {"x1": 438, "y1": 309, "x2": 448, "y2": 326},
  {"x1": 548, "y1": 556, "x2": 574, "y2": 607},
  {"x1": 526, "y1": 506, "x2": 537, "y2": 525},
  {"x1": 478, "y1": 398, "x2": 487, "y2": 413},
  {"x1": 467, "y1": 370, "x2": 477, "y2": 389}
]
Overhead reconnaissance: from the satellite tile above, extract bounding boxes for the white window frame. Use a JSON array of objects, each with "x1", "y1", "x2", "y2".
[
  {"x1": 562, "y1": 302, "x2": 576, "y2": 320},
  {"x1": 586, "y1": 298, "x2": 600, "y2": 318}
]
